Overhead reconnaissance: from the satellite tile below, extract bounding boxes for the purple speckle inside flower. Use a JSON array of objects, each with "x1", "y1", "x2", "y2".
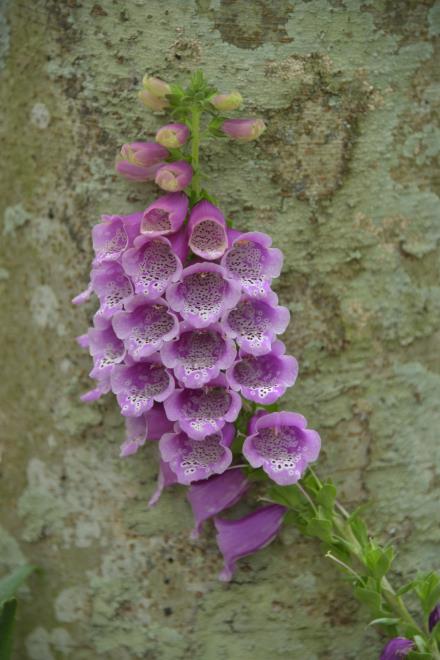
[
  {"x1": 93, "y1": 218, "x2": 128, "y2": 264},
  {"x1": 124, "y1": 239, "x2": 179, "y2": 298},
  {"x1": 113, "y1": 301, "x2": 177, "y2": 360},
  {"x1": 176, "y1": 330, "x2": 224, "y2": 373},
  {"x1": 112, "y1": 362, "x2": 173, "y2": 416},
  {"x1": 232, "y1": 354, "x2": 284, "y2": 399},
  {"x1": 224, "y1": 239, "x2": 266, "y2": 292},
  {"x1": 226, "y1": 299, "x2": 272, "y2": 350},
  {"x1": 254, "y1": 426, "x2": 304, "y2": 479},
  {"x1": 190, "y1": 220, "x2": 227, "y2": 260},
  {"x1": 183, "y1": 387, "x2": 230, "y2": 427},
  {"x1": 182, "y1": 272, "x2": 225, "y2": 322},
  {"x1": 142, "y1": 208, "x2": 171, "y2": 233}
]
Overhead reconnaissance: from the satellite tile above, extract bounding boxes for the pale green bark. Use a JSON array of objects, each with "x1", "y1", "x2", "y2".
[{"x1": 0, "y1": 1, "x2": 439, "y2": 658}]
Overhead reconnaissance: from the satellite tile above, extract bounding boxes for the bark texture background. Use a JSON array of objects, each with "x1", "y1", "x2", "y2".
[{"x1": 1, "y1": 1, "x2": 439, "y2": 658}]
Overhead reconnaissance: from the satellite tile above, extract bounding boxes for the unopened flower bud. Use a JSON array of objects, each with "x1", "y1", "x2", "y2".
[
  {"x1": 380, "y1": 638, "x2": 414, "y2": 660},
  {"x1": 156, "y1": 123, "x2": 189, "y2": 149},
  {"x1": 429, "y1": 603, "x2": 440, "y2": 632},
  {"x1": 222, "y1": 118, "x2": 266, "y2": 142},
  {"x1": 210, "y1": 91, "x2": 243, "y2": 111},
  {"x1": 115, "y1": 141, "x2": 169, "y2": 181},
  {"x1": 139, "y1": 76, "x2": 171, "y2": 111},
  {"x1": 155, "y1": 161, "x2": 193, "y2": 192}
]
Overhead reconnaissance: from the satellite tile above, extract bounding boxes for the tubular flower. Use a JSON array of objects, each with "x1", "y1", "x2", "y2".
[
  {"x1": 120, "y1": 415, "x2": 148, "y2": 457},
  {"x1": 210, "y1": 91, "x2": 243, "y2": 111},
  {"x1": 148, "y1": 460, "x2": 179, "y2": 508},
  {"x1": 166, "y1": 262, "x2": 241, "y2": 328},
  {"x1": 380, "y1": 638, "x2": 414, "y2": 659},
  {"x1": 221, "y1": 231, "x2": 283, "y2": 298},
  {"x1": 122, "y1": 236, "x2": 182, "y2": 300},
  {"x1": 140, "y1": 192, "x2": 188, "y2": 237},
  {"x1": 139, "y1": 76, "x2": 171, "y2": 111},
  {"x1": 161, "y1": 321, "x2": 236, "y2": 388},
  {"x1": 222, "y1": 295, "x2": 290, "y2": 355},
  {"x1": 214, "y1": 504, "x2": 286, "y2": 581},
  {"x1": 188, "y1": 200, "x2": 228, "y2": 260},
  {"x1": 163, "y1": 375, "x2": 241, "y2": 441},
  {"x1": 222, "y1": 118, "x2": 266, "y2": 142},
  {"x1": 159, "y1": 423, "x2": 234, "y2": 485},
  {"x1": 155, "y1": 160, "x2": 193, "y2": 192},
  {"x1": 187, "y1": 469, "x2": 249, "y2": 538},
  {"x1": 92, "y1": 213, "x2": 143, "y2": 266},
  {"x1": 112, "y1": 295, "x2": 179, "y2": 361},
  {"x1": 115, "y1": 142, "x2": 169, "y2": 181},
  {"x1": 91, "y1": 261, "x2": 133, "y2": 319},
  {"x1": 111, "y1": 357, "x2": 175, "y2": 417},
  {"x1": 243, "y1": 412, "x2": 321, "y2": 485},
  {"x1": 226, "y1": 340, "x2": 298, "y2": 404},
  {"x1": 156, "y1": 123, "x2": 189, "y2": 149}
]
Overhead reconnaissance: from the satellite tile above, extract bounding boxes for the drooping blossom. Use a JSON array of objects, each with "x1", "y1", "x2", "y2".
[
  {"x1": 92, "y1": 213, "x2": 143, "y2": 266},
  {"x1": 91, "y1": 261, "x2": 133, "y2": 319},
  {"x1": 222, "y1": 118, "x2": 266, "y2": 142},
  {"x1": 148, "y1": 459, "x2": 179, "y2": 507},
  {"x1": 161, "y1": 321, "x2": 236, "y2": 388},
  {"x1": 187, "y1": 469, "x2": 249, "y2": 538},
  {"x1": 139, "y1": 76, "x2": 171, "y2": 111},
  {"x1": 210, "y1": 91, "x2": 243, "y2": 111},
  {"x1": 78, "y1": 315, "x2": 126, "y2": 403},
  {"x1": 156, "y1": 123, "x2": 189, "y2": 149},
  {"x1": 144, "y1": 403, "x2": 174, "y2": 440},
  {"x1": 429, "y1": 603, "x2": 440, "y2": 632},
  {"x1": 222, "y1": 295, "x2": 290, "y2": 355},
  {"x1": 166, "y1": 262, "x2": 241, "y2": 329},
  {"x1": 163, "y1": 375, "x2": 241, "y2": 441},
  {"x1": 155, "y1": 161, "x2": 193, "y2": 192},
  {"x1": 111, "y1": 357, "x2": 174, "y2": 417},
  {"x1": 226, "y1": 340, "x2": 298, "y2": 404},
  {"x1": 159, "y1": 423, "x2": 234, "y2": 485},
  {"x1": 115, "y1": 142, "x2": 169, "y2": 181},
  {"x1": 379, "y1": 638, "x2": 414, "y2": 660},
  {"x1": 120, "y1": 415, "x2": 148, "y2": 457},
  {"x1": 122, "y1": 236, "x2": 182, "y2": 300},
  {"x1": 243, "y1": 411, "x2": 321, "y2": 486},
  {"x1": 214, "y1": 504, "x2": 286, "y2": 581},
  {"x1": 221, "y1": 231, "x2": 283, "y2": 298},
  {"x1": 188, "y1": 200, "x2": 228, "y2": 260},
  {"x1": 140, "y1": 192, "x2": 188, "y2": 237},
  {"x1": 112, "y1": 295, "x2": 179, "y2": 360}
]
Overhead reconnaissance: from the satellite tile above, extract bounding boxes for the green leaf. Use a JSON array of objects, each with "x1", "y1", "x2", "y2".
[
  {"x1": 396, "y1": 580, "x2": 419, "y2": 597},
  {"x1": 0, "y1": 599, "x2": 17, "y2": 660},
  {"x1": 368, "y1": 617, "x2": 399, "y2": 626},
  {"x1": 0, "y1": 565, "x2": 38, "y2": 606},
  {"x1": 407, "y1": 653, "x2": 433, "y2": 660},
  {"x1": 354, "y1": 585, "x2": 382, "y2": 614},
  {"x1": 268, "y1": 485, "x2": 307, "y2": 510},
  {"x1": 364, "y1": 545, "x2": 394, "y2": 580},
  {"x1": 306, "y1": 517, "x2": 333, "y2": 543},
  {"x1": 349, "y1": 515, "x2": 369, "y2": 547},
  {"x1": 415, "y1": 572, "x2": 440, "y2": 614},
  {"x1": 315, "y1": 482, "x2": 336, "y2": 514}
]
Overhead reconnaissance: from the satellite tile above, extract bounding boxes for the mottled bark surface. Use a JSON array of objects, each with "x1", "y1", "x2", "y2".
[{"x1": 0, "y1": 1, "x2": 439, "y2": 658}]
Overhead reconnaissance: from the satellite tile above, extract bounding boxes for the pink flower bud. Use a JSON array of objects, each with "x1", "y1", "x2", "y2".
[
  {"x1": 155, "y1": 161, "x2": 193, "y2": 192},
  {"x1": 210, "y1": 91, "x2": 243, "y2": 111},
  {"x1": 156, "y1": 123, "x2": 189, "y2": 149},
  {"x1": 115, "y1": 141, "x2": 169, "y2": 181},
  {"x1": 222, "y1": 118, "x2": 266, "y2": 142},
  {"x1": 138, "y1": 76, "x2": 171, "y2": 111}
]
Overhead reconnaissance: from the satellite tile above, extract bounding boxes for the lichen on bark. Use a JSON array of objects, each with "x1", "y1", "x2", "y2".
[{"x1": 0, "y1": 1, "x2": 439, "y2": 658}]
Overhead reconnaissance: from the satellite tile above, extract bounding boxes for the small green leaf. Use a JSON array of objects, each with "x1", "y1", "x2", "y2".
[
  {"x1": 354, "y1": 585, "x2": 382, "y2": 614},
  {"x1": 396, "y1": 580, "x2": 419, "y2": 597},
  {"x1": 368, "y1": 617, "x2": 399, "y2": 626},
  {"x1": 0, "y1": 565, "x2": 38, "y2": 607},
  {"x1": 407, "y1": 653, "x2": 433, "y2": 660},
  {"x1": 268, "y1": 485, "x2": 307, "y2": 510},
  {"x1": 349, "y1": 515, "x2": 369, "y2": 547},
  {"x1": 0, "y1": 599, "x2": 17, "y2": 660},
  {"x1": 364, "y1": 545, "x2": 394, "y2": 580},
  {"x1": 306, "y1": 517, "x2": 333, "y2": 543},
  {"x1": 316, "y1": 482, "x2": 336, "y2": 514}
]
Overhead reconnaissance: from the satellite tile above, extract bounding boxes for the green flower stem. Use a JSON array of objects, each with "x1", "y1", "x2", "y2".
[{"x1": 190, "y1": 106, "x2": 202, "y2": 200}]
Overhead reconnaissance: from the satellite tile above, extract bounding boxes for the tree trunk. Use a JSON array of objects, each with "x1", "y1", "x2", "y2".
[{"x1": 1, "y1": 1, "x2": 439, "y2": 658}]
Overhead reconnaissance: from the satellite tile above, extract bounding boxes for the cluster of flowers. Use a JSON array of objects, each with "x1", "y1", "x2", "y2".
[
  {"x1": 74, "y1": 77, "x2": 321, "y2": 581},
  {"x1": 73, "y1": 75, "x2": 440, "y2": 658}
]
